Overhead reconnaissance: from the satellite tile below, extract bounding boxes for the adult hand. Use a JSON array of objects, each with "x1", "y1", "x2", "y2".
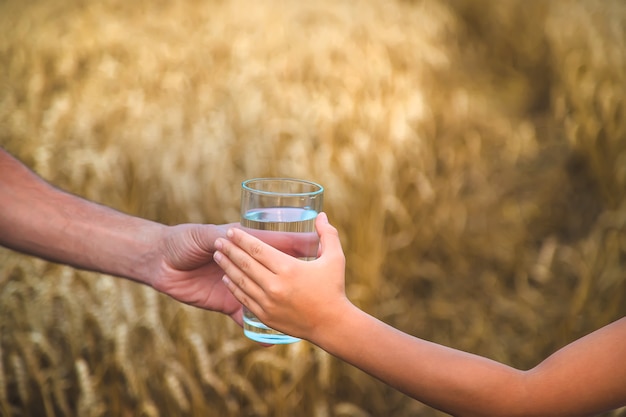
[{"x1": 150, "y1": 222, "x2": 245, "y2": 325}]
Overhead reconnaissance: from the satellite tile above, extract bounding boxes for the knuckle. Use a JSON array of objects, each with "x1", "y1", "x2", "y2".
[
  {"x1": 274, "y1": 262, "x2": 292, "y2": 276},
  {"x1": 239, "y1": 258, "x2": 253, "y2": 273},
  {"x1": 234, "y1": 274, "x2": 246, "y2": 289},
  {"x1": 338, "y1": 252, "x2": 346, "y2": 265},
  {"x1": 250, "y1": 242, "x2": 263, "y2": 257},
  {"x1": 329, "y1": 250, "x2": 346, "y2": 266},
  {"x1": 265, "y1": 282, "x2": 283, "y2": 299},
  {"x1": 239, "y1": 294, "x2": 250, "y2": 308}
]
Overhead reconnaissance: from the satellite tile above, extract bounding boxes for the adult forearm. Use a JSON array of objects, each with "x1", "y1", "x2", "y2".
[{"x1": 0, "y1": 151, "x2": 164, "y2": 284}]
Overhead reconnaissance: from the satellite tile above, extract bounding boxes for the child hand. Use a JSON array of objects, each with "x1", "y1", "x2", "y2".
[{"x1": 213, "y1": 212, "x2": 349, "y2": 341}]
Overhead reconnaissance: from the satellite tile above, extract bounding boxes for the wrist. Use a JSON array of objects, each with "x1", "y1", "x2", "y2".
[
  {"x1": 307, "y1": 299, "x2": 363, "y2": 351},
  {"x1": 105, "y1": 218, "x2": 166, "y2": 285}
]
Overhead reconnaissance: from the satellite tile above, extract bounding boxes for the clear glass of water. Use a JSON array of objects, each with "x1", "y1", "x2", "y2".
[{"x1": 239, "y1": 178, "x2": 324, "y2": 344}]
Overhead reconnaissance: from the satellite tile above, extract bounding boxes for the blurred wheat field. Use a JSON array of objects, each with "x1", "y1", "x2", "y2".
[{"x1": 1, "y1": 0, "x2": 625, "y2": 416}]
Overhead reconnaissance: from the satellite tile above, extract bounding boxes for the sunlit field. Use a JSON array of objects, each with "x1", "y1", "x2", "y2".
[{"x1": 1, "y1": 0, "x2": 625, "y2": 416}]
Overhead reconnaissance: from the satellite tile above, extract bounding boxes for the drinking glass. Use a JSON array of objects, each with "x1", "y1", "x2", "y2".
[{"x1": 239, "y1": 178, "x2": 324, "y2": 344}]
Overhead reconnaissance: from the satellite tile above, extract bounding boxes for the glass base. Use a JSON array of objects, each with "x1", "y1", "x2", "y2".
[{"x1": 243, "y1": 318, "x2": 300, "y2": 344}]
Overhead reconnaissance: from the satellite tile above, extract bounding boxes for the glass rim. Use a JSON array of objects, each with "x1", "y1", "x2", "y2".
[{"x1": 242, "y1": 177, "x2": 324, "y2": 197}]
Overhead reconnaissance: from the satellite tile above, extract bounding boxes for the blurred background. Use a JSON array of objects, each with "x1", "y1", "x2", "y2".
[{"x1": 1, "y1": 0, "x2": 625, "y2": 416}]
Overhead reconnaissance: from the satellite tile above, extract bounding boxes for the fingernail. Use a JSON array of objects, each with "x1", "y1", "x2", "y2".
[
  {"x1": 213, "y1": 251, "x2": 222, "y2": 262},
  {"x1": 222, "y1": 275, "x2": 231, "y2": 285},
  {"x1": 226, "y1": 228, "x2": 234, "y2": 238},
  {"x1": 215, "y1": 239, "x2": 223, "y2": 250}
]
